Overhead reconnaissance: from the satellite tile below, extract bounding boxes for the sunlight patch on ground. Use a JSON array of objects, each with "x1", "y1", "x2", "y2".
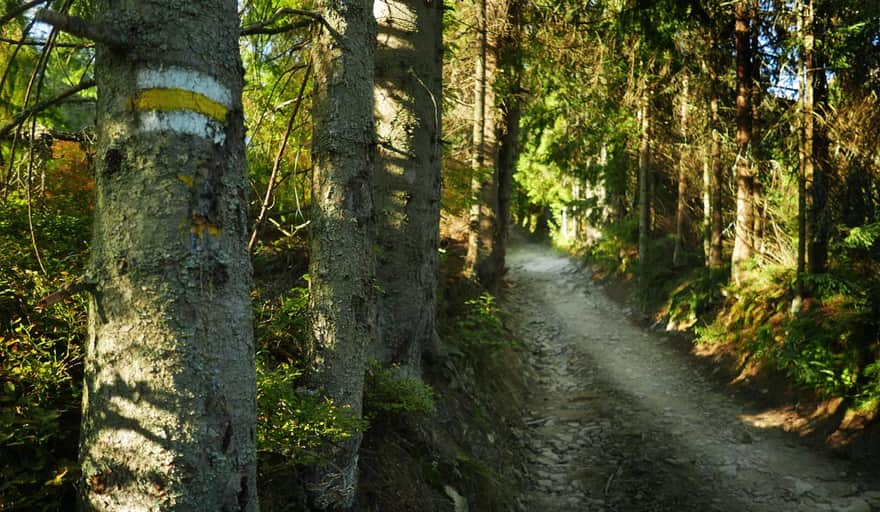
[
  {"x1": 739, "y1": 398, "x2": 844, "y2": 438},
  {"x1": 739, "y1": 407, "x2": 813, "y2": 433}
]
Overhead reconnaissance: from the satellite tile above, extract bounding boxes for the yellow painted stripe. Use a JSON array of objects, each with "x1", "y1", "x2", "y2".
[{"x1": 132, "y1": 88, "x2": 228, "y2": 122}]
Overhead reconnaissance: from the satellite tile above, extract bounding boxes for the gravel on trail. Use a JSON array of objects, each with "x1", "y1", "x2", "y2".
[{"x1": 504, "y1": 242, "x2": 880, "y2": 512}]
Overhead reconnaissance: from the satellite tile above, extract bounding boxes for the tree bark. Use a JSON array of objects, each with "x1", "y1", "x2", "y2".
[
  {"x1": 637, "y1": 93, "x2": 651, "y2": 287},
  {"x1": 80, "y1": 1, "x2": 257, "y2": 509},
  {"x1": 464, "y1": 0, "x2": 487, "y2": 277},
  {"x1": 707, "y1": 32, "x2": 725, "y2": 269},
  {"x1": 673, "y1": 74, "x2": 689, "y2": 267},
  {"x1": 373, "y1": 0, "x2": 443, "y2": 371},
  {"x1": 807, "y1": 0, "x2": 830, "y2": 274},
  {"x1": 480, "y1": 0, "x2": 521, "y2": 293},
  {"x1": 307, "y1": 0, "x2": 377, "y2": 509},
  {"x1": 731, "y1": 0, "x2": 754, "y2": 284}
]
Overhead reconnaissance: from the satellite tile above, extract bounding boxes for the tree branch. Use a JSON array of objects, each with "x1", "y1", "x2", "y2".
[
  {"x1": 37, "y1": 276, "x2": 97, "y2": 311},
  {"x1": 0, "y1": 78, "x2": 96, "y2": 139},
  {"x1": 241, "y1": 19, "x2": 311, "y2": 36},
  {"x1": 0, "y1": 36, "x2": 93, "y2": 48},
  {"x1": 240, "y1": 8, "x2": 337, "y2": 38},
  {"x1": 34, "y1": 9, "x2": 126, "y2": 48},
  {"x1": 0, "y1": 0, "x2": 49, "y2": 27}
]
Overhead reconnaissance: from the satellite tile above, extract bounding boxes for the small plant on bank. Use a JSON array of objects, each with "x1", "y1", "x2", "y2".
[
  {"x1": 444, "y1": 293, "x2": 510, "y2": 358},
  {"x1": 364, "y1": 361, "x2": 435, "y2": 419},
  {"x1": 256, "y1": 358, "x2": 367, "y2": 465}
]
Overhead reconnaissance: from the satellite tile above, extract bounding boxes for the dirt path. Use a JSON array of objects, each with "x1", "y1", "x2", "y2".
[{"x1": 503, "y1": 242, "x2": 880, "y2": 512}]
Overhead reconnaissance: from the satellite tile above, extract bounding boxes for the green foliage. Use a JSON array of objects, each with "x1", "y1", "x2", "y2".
[
  {"x1": 364, "y1": 362, "x2": 435, "y2": 418},
  {"x1": 444, "y1": 293, "x2": 510, "y2": 358},
  {"x1": 0, "y1": 203, "x2": 89, "y2": 510},
  {"x1": 254, "y1": 285, "x2": 310, "y2": 362},
  {"x1": 256, "y1": 358, "x2": 366, "y2": 465},
  {"x1": 665, "y1": 267, "x2": 728, "y2": 330},
  {"x1": 253, "y1": 282, "x2": 366, "y2": 468},
  {"x1": 696, "y1": 266, "x2": 880, "y2": 398},
  {"x1": 842, "y1": 222, "x2": 880, "y2": 251},
  {"x1": 584, "y1": 216, "x2": 639, "y2": 278},
  {"x1": 0, "y1": 200, "x2": 90, "y2": 273}
]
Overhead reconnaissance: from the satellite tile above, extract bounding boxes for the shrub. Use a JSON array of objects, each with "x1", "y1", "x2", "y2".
[
  {"x1": 444, "y1": 293, "x2": 509, "y2": 358},
  {"x1": 364, "y1": 361, "x2": 435, "y2": 418},
  {"x1": 256, "y1": 358, "x2": 366, "y2": 466}
]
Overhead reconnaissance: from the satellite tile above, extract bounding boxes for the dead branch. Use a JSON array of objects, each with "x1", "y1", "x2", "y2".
[{"x1": 0, "y1": 78, "x2": 95, "y2": 139}]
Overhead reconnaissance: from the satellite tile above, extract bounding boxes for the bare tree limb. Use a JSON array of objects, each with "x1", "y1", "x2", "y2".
[
  {"x1": 34, "y1": 9, "x2": 126, "y2": 47},
  {"x1": 241, "y1": 20, "x2": 311, "y2": 36},
  {"x1": 37, "y1": 275, "x2": 97, "y2": 311},
  {"x1": 0, "y1": 36, "x2": 93, "y2": 48},
  {"x1": 240, "y1": 8, "x2": 337, "y2": 38},
  {"x1": 0, "y1": 0, "x2": 48, "y2": 27},
  {"x1": 248, "y1": 60, "x2": 312, "y2": 252},
  {"x1": 0, "y1": 78, "x2": 96, "y2": 139}
]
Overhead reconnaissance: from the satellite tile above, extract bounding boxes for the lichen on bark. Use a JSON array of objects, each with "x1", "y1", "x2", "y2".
[{"x1": 81, "y1": 1, "x2": 257, "y2": 510}]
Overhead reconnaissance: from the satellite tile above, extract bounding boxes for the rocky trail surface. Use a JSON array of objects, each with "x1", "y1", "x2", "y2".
[{"x1": 504, "y1": 242, "x2": 880, "y2": 512}]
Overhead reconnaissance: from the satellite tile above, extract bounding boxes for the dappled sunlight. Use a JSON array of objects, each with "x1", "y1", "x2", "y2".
[{"x1": 739, "y1": 406, "x2": 821, "y2": 434}]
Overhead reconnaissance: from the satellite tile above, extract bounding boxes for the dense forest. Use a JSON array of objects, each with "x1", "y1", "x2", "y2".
[{"x1": 1, "y1": 0, "x2": 879, "y2": 510}]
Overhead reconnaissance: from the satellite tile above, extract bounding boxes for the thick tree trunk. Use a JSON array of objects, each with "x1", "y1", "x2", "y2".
[
  {"x1": 308, "y1": 1, "x2": 376, "y2": 509},
  {"x1": 79, "y1": 1, "x2": 257, "y2": 509},
  {"x1": 373, "y1": 0, "x2": 443, "y2": 371},
  {"x1": 673, "y1": 75, "x2": 689, "y2": 267},
  {"x1": 488, "y1": 96, "x2": 520, "y2": 290},
  {"x1": 480, "y1": 0, "x2": 521, "y2": 293},
  {"x1": 731, "y1": 0, "x2": 754, "y2": 284}
]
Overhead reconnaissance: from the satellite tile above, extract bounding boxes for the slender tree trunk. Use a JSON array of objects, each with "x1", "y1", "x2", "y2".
[
  {"x1": 750, "y1": 0, "x2": 766, "y2": 258},
  {"x1": 71, "y1": 1, "x2": 258, "y2": 509},
  {"x1": 796, "y1": 0, "x2": 809, "y2": 300},
  {"x1": 308, "y1": 1, "x2": 376, "y2": 509},
  {"x1": 808, "y1": 0, "x2": 830, "y2": 274},
  {"x1": 464, "y1": 0, "x2": 487, "y2": 277},
  {"x1": 673, "y1": 74, "x2": 689, "y2": 267},
  {"x1": 373, "y1": 0, "x2": 443, "y2": 371},
  {"x1": 638, "y1": 93, "x2": 651, "y2": 286},
  {"x1": 702, "y1": 146, "x2": 711, "y2": 266},
  {"x1": 731, "y1": 0, "x2": 754, "y2": 284},
  {"x1": 707, "y1": 35, "x2": 725, "y2": 269}
]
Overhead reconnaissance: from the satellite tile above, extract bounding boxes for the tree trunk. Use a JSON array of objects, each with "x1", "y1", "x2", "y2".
[
  {"x1": 481, "y1": 0, "x2": 521, "y2": 293},
  {"x1": 707, "y1": 31, "x2": 725, "y2": 269},
  {"x1": 308, "y1": 1, "x2": 377, "y2": 509},
  {"x1": 702, "y1": 146, "x2": 711, "y2": 266},
  {"x1": 637, "y1": 94, "x2": 651, "y2": 286},
  {"x1": 731, "y1": 0, "x2": 754, "y2": 284},
  {"x1": 673, "y1": 74, "x2": 689, "y2": 267},
  {"x1": 796, "y1": 0, "x2": 809, "y2": 296},
  {"x1": 807, "y1": 0, "x2": 830, "y2": 274},
  {"x1": 78, "y1": 1, "x2": 257, "y2": 509},
  {"x1": 464, "y1": 0, "x2": 487, "y2": 277},
  {"x1": 750, "y1": 0, "x2": 766, "y2": 258},
  {"x1": 373, "y1": 0, "x2": 443, "y2": 371}
]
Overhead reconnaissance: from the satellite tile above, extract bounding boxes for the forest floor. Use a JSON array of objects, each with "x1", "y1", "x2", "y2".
[{"x1": 503, "y1": 241, "x2": 880, "y2": 512}]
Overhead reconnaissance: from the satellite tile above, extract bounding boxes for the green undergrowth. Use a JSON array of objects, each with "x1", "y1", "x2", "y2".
[
  {"x1": 584, "y1": 221, "x2": 880, "y2": 420},
  {"x1": 0, "y1": 201, "x2": 90, "y2": 510},
  {"x1": 364, "y1": 361, "x2": 435, "y2": 418},
  {"x1": 358, "y1": 284, "x2": 527, "y2": 512}
]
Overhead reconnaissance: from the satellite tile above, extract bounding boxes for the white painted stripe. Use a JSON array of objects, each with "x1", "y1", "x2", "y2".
[
  {"x1": 137, "y1": 66, "x2": 232, "y2": 108},
  {"x1": 139, "y1": 110, "x2": 226, "y2": 145}
]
